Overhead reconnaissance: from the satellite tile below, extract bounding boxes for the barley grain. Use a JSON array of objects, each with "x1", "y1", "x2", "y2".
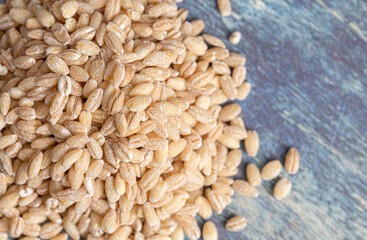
[
  {"x1": 217, "y1": 0, "x2": 232, "y2": 17},
  {"x1": 46, "y1": 55, "x2": 69, "y2": 76},
  {"x1": 225, "y1": 216, "x2": 247, "y2": 232},
  {"x1": 60, "y1": 1, "x2": 79, "y2": 19},
  {"x1": 34, "y1": 7, "x2": 55, "y2": 28},
  {"x1": 245, "y1": 163, "x2": 262, "y2": 187},
  {"x1": 229, "y1": 31, "x2": 241, "y2": 45},
  {"x1": 261, "y1": 160, "x2": 282, "y2": 180},
  {"x1": 273, "y1": 178, "x2": 292, "y2": 200},
  {"x1": 284, "y1": 147, "x2": 300, "y2": 174},
  {"x1": 244, "y1": 130, "x2": 260, "y2": 157},
  {"x1": 232, "y1": 179, "x2": 259, "y2": 198},
  {"x1": 195, "y1": 196, "x2": 213, "y2": 220},
  {"x1": 202, "y1": 221, "x2": 218, "y2": 240}
]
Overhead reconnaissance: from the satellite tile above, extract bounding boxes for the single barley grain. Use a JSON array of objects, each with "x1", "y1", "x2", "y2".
[
  {"x1": 284, "y1": 147, "x2": 300, "y2": 174},
  {"x1": 60, "y1": 1, "x2": 79, "y2": 19},
  {"x1": 273, "y1": 178, "x2": 292, "y2": 200},
  {"x1": 203, "y1": 34, "x2": 226, "y2": 48},
  {"x1": 202, "y1": 221, "x2": 218, "y2": 240},
  {"x1": 237, "y1": 82, "x2": 252, "y2": 100},
  {"x1": 217, "y1": 0, "x2": 232, "y2": 17},
  {"x1": 225, "y1": 216, "x2": 247, "y2": 232},
  {"x1": 246, "y1": 163, "x2": 262, "y2": 186},
  {"x1": 232, "y1": 179, "x2": 259, "y2": 198},
  {"x1": 244, "y1": 130, "x2": 260, "y2": 157},
  {"x1": 261, "y1": 160, "x2": 282, "y2": 180},
  {"x1": 195, "y1": 196, "x2": 213, "y2": 220},
  {"x1": 229, "y1": 31, "x2": 241, "y2": 45}
]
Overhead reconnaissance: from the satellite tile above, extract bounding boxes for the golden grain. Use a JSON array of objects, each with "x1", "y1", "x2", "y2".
[
  {"x1": 244, "y1": 130, "x2": 260, "y2": 157},
  {"x1": 246, "y1": 163, "x2": 262, "y2": 186},
  {"x1": 284, "y1": 147, "x2": 300, "y2": 174},
  {"x1": 261, "y1": 160, "x2": 282, "y2": 180},
  {"x1": 217, "y1": 0, "x2": 232, "y2": 17},
  {"x1": 225, "y1": 216, "x2": 247, "y2": 232},
  {"x1": 229, "y1": 31, "x2": 241, "y2": 45},
  {"x1": 202, "y1": 221, "x2": 218, "y2": 240},
  {"x1": 273, "y1": 178, "x2": 292, "y2": 200},
  {"x1": 232, "y1": 179, "x2": 259, "y2": 198},
  {"x1": 60, "y1": 1, "x2": 79, "y2": 19}
]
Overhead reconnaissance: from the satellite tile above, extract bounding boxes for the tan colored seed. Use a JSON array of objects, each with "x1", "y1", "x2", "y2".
[
  {"x1": 9, "y1": 8, "x2": 34, "y2": 25},
  {"x1": 237, "y1": 82, "x2": 252, "y2": 100},
  {"x1": 203, "y1": 34, "x2": 226, "y2": 48},
  {"x1": 244, "y1": 130, "x2": 260, "y2": 157},
  {"x1": 28, "y1": 151, "x2": 43, "y2": 179},
  {"x1": 143, "y1": 202, "x2": 160, "y2": 227},
  {"x1": 246, "y1": 163, "x2": 262, "y2": 186},
  {"x1": 273, "y1": 178, "x2": 292, "y2": 200},
  {"x1": 232, "y1": 179, "x2": 259, "y2": 198},
  {"x1": 219, "y1": 104, "x2": 241, "y2": 122},
  {"x1": 14, "y1": 56, "x2": 36, "y2": 70},
  {"x1": 195, "y1": 196, "x2": 213, "y2": 220},
  {"x1": 46, "y1": 55, "x2": 69, "y2": 76},
  {"x1": 127, "y1": 96, "x2": 152, "y2": 112},
  {"x1": 61, "y1": 1, "x2": 79, "y2": 18},
  {"x1": 217, "y1": 0, "x2": 232, "y2": 17},
  {"x1": 0, "y1": 134, "x2": 17, "y2": 149},
  {"x1": 229, "y1": 31, "x2": 241, "y2": 45},
  {"x1": 109, "y1": 226, "x2": 132, "y2": 240},
  {"x1": 284, "y1": 147, "x2": 300, "y2": 174},
  {"x1": 261, "y1": 160, "x2": 282, "y2": 180},
  {"x1": 139, "y1": 168, "x2": 160, "y2": 192},
  {"x1": 226, "y1": 149, "x2": 242, "y2": 168},
  {"x1": 76, "y1": 40, "x2": 100, "y2": 56},
  {"x1": 183, "y1": 37, "x2": 208, "y2": 56},
  {"x1": 39, "y1": 222, "x2": 63, "y2": 239},
  {"x1": 61, "y1": 148, "x2": 83, "y2": 169},
  {"x1": 225, "y1": 216, "x2": 247, "y2": 232},
  {"x1": 149, "y1": 181, "x2": 167, "y2": 203},
  {"x1": 143, "y1": 51, "x2": 166, "y2": 66},
  {"x1": 50, "y1": 233, "x2": 68, "y2": 240},
  {"x1": 34, "y1": 7, "x2": 55, "y2": 27},
  {"x1": 9, "y1": 216, "x2": 24, "y2": 238},
  {"x1": 58, "y1": 76, "x2": 72, "y2": 96},
  {"x1": 202, "y1": 221, "x2": 218, "y2": 240},
  {"x1": 0, "y1": 192, "x2": 19, "y2": 209}
]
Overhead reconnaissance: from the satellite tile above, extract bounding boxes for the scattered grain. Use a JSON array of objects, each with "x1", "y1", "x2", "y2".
[
  {"x1": 202, "y1": 221, "x2": 218, "y2": 240},
  {"x1": 229, "y1": 31, "x2": 241, "y2": 45},
  {"x1": 261, "y1": 160, "x2": 282, "y2": 180},
  {"x1": 273, "y1": 178, "x2": 292, "y2": 200},
  {"x1": 232, "y1": 179, "x2": 259, "y2": 198},
  {"x1": 244, "y1": 130, "x2": 260, "y2": 156},
  {"x1": 217, "y1": 0, "x2": 232, "y2": 17},
  {"x1": 284, "y1": 147, "x2": 300, "y2": 174},
  {"x1": 225, "y1": 216, "x2": 247, "y2": 232},
  {"x1": 246, "y1": 163, "x2": 262, "y2": 186}
]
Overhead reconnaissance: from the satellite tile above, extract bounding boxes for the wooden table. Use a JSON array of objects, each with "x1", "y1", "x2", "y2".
[{"x1": 179, "y1": 0, "x2": 367, "y2": 239}]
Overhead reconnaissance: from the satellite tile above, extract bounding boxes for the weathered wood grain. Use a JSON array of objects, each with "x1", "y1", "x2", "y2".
[{"x1": 179, "y1": 0, "x2": 367, "y2": 239}]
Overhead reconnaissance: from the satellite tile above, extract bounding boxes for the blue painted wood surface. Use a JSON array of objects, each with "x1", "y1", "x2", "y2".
[{"x1": 179, "y1": 0, "x2": 367, "y2": 239}]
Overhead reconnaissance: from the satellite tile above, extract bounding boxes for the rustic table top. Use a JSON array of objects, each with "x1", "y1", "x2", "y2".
[{"x1": 180, "y1": 0, "x2": 367, "y2": 239}]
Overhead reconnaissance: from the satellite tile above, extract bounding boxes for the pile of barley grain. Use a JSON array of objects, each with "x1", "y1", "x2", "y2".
[{"x1": 0, "y1": 0, "x2": 299, "y2": 240}]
